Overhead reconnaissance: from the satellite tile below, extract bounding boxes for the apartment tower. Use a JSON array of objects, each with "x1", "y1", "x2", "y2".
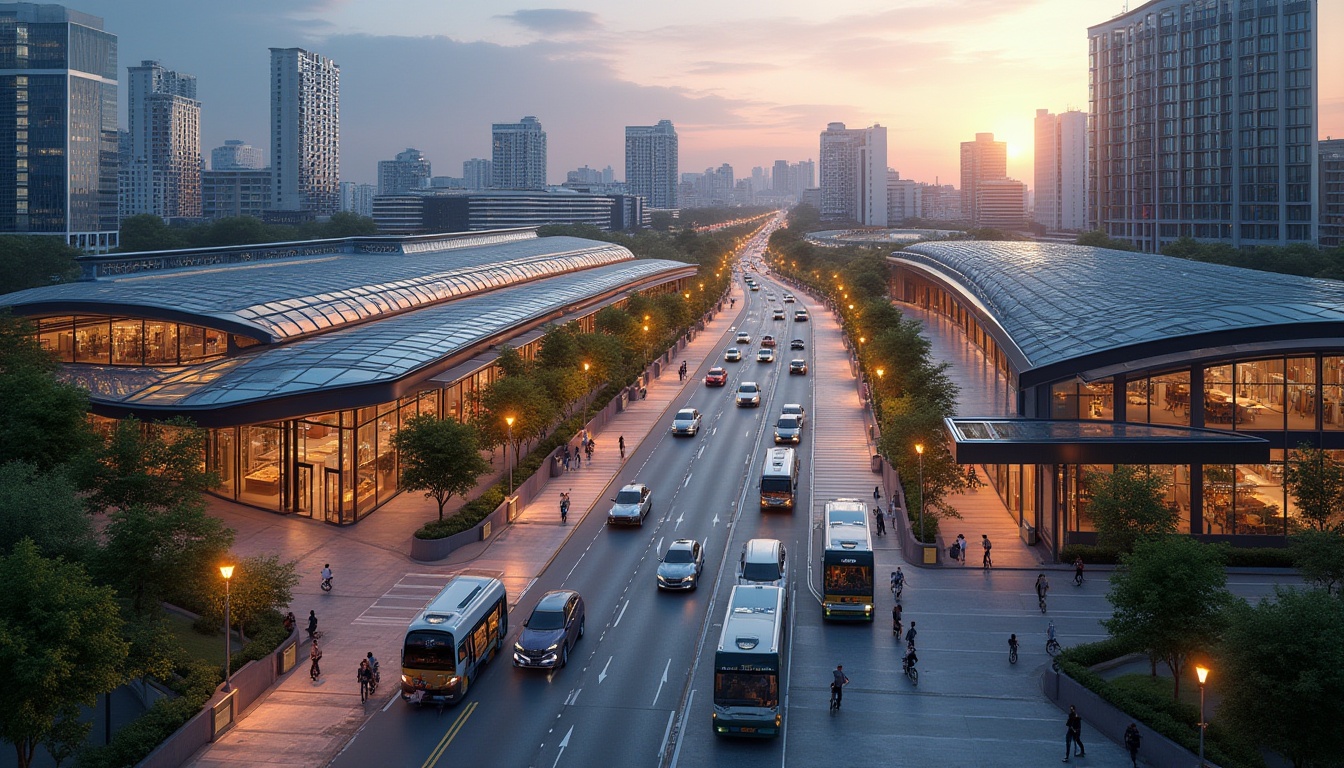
[
  {"x1": 1088, "y1": 0, "x2": 1317, "y2": 251},
  {"x1": 126, "y1": 60, "x2": 201, "y2": 219},
  {"x1": 492, "y1": 116, "x2": 547, "y2": 190},
  {"x1": 960, "y1": 132, "x2": 1008, "y2": 226},
  {"x1": 625, "y1": 119, "x2": 678, "y2": 209},
  {"x1": 270, "y1": 47, "x2": 340, "y2": 216},
  {"x1": 819, "y1": 122, "x2": 888, "y2": 226},
  {"x1": 1033, "y1": 109, "x2": 1088, "y2": 231},
  {"x1": 378, "y1": 148, "x2": 431, "y2": 196}
]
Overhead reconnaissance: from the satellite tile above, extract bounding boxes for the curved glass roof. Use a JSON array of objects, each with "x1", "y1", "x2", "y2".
[
  {"x1": 1, "y1": 235, "x2": 633, "y2": 342},
  {"x1": 900, "y1": 242, "x2": 1344, "y2": 375},
  {"x1": 76, "y1": 259, "x2": 691, "y2": 412}
]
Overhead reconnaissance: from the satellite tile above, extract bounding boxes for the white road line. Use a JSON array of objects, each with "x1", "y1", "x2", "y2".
[
  {"x1": 598, "y1": 656, "x2": 612, "y2": 683},
  {"x1": 657, "y1": 708, "x2": 676, "y2": 760},
  {"x1": 683, "y1": 474, "x2": 692, "y2": 487},
  {"x1": 613, "y1": 599, "x2": 629, "y2": 627},
  {"x1": 652, "y1": 658, "x2": 671, "y2": 706}
]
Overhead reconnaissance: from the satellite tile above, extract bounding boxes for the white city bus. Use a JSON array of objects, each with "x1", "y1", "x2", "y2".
[
  {"x1": 759, "y1": 447, "x2": 799, "y2": 510},
  {"x1": 712, "y1": 585, "x2": 788, "y2": 737},
  {"x1": 400, "y1": 571, "x2": 508, "y2": 706},
  {"x1": 821, "y1": 499, "x2": 875, "y2": 621}
]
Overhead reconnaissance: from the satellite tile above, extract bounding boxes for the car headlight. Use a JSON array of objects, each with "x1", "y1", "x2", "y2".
[
  {"x1": 545, "y1": 643, "x2": 559, "y2": 652},
  {"x1": 514, "y1": 643, "x2": 525, "y2": 653},
  {"x1": 401, "y1": 674, "x2": 412, "y2": 684}
]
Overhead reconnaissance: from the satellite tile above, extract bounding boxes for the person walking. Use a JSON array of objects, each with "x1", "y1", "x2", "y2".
[
  {"x1": 585, "y1": 438, "x2": 595, "y2": 466},
  {"x1": 357, "y1": 659, "x2": 374, "y2": 701},
  {"x1": 1063, "y1": 705, "x2": 1085, "y2": 761},
  {"x1": 872, "y1": 507, "x2": 886, "y2": 535},
  {"x1": 283, "y1": 611, "x2": 296, "y2": 635},
  {"x1": 956, "y1": 534, "x2": 967, "y2": 564},
  {"x1": 309, "y1": 638, "x2": 323, "y2": 681},
  {"x1": 619, "y1": 435, "x2": 626, "y2": 460},
  {"x1": 1123, "y1": 722, "x2": 1141, "y2": 767},
  {"x1": 873, "y1": 485, "x2": 882, "y2": 504},
  {"x1": 560, "y1": 492, "x2": 570, "y2": 524},
  {"x1": 306, "y1": 610, "x2": 318, "y2": 639},
  {"x1": 904, "y1": 621, "x2": 917, "y2": 648},
  {"x1": 562, "y1": 446, "x2": 571, "y2": 471},
  {"x1": 981, "y1": 534, "x2": 993, "y2": 569}
]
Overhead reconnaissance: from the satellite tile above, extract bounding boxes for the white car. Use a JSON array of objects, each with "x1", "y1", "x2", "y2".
[
  {"x1": 757, "y1": 348, "x2": 775, "y2": 363},
  {"x1": 735, "y1": 382, "x2": 761, "y2": 407},
  {"x1": 670, "y1": 408, "x2": 702, "y2": 436},
  {"x1": 724, "y1": 347, "x2": 742, "y2": 362},
  {"x1": 736, "y1": 331, "x2": 751, "y2": 344},
  {"x1": 781, "y1": 403, "x2": 806, "y2": 426}
]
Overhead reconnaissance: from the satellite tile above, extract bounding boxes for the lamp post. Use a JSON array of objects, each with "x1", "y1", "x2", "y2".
[
  {"x1": 1196, "y1": 665, "x2": 1210, "y2": 767},
  {"x1": 220, "y1": 564, "x2": 234, "y2": 692},
  {"x1": 582, "y1": 362, "x2": 591, "y2": 423},
  {"x1": 914, "y1": 443, "x2": 925, "y2": 543},
  {"x1": 505, "y1": 416, "x2": 515, "y2": 494},
  {"x1": 642, "y1": 324, "x2": 650, "y2": 363}
]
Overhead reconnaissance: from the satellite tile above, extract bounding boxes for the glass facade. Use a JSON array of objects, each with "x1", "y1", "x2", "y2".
[{"x1": 38, "y1": 315, "x2": 228, "y2": 366}]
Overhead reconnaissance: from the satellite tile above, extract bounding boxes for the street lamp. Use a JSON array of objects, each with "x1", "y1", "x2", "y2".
[
  {"x1": 582, "y1": 362, "x2": 591, "y2": 424},
  {"x1": 220, "y1": 564, "x2": 234, "y2": 692},
  {"x1": 1196, "y1": 665, "x2": 1210, "y2": 767},
  {"x1": 914, "y1": 443, "x2": 925, "y2": 544},
  {"x1": 505, "y1": 416, "x2": 515, "y2": 494},
  {"x1": 642, "y1": 324, "x2": 650, "y2": 363}
]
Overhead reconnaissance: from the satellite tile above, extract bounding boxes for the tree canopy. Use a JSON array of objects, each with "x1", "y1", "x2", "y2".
[
  {"x1": 97, "y1": 502, "x2": 235, "y2": 616},
  {"x1": 1283, "y1": 443, "x2": 1344, "y2": 530},
  {"x1": 1287, "y1": 527, "x2": 1344, "y2": 596},
  {"x1": 392, "y1": 415, "x2": 491, "y2": 520},
  {"x1": 0, "y1": 540, "x2": 129, "y2": 768},
  {"x1": 1085, "y1": 466, "x2": 1179, "y2": 553},
  {"x1": 0, "y1": 315, "x2": 96, "y2": 472},
  {"x1": 0, "y1": 462, "x2": 93, "y2": 561},
  {"x1": 0, "y1": 235, "x2": 82, "y2": 294},
  {"x1": 1104, "y1": 537, "x2": 1234, "y2": 700}
]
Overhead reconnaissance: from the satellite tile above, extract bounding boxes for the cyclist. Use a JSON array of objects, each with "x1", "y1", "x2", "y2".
[
  {"x1": 904, "y1": 621, "x2": 918, "y2": 648},
  {"x1": 309, "y1": 638, "x2": 322, "y2": 681},
  {"x1": 1008, "y1": 633, "x2": 1019, "y2": 662},
  {"x1": 902, "y1": 643, "x2": 919, "y2": 676},
  {"x1": 366, "y1": 651, "x2": 380, "y2": 684},
  {"x1": 321, "y1": 563, "x2": 333, "y2": 590},
  {"x1": 1036, "y1": 573, "x2": 1050, "y2": 609},
  {"x1": 1047, "y1": 620, "x2": 1060, "y2": 654},
  {"x1": 890, "y1": 567, "x2": 905, "y2": 597},
  {"x1": 830, "y1": 664, "x2": 850, "y2": 710},
  {"x1": 892, "y1": 603, "x2": 903, "y2": 635},
  {"x1": 1073, "y1": 557, "x2": 1085, "y2": 585}
]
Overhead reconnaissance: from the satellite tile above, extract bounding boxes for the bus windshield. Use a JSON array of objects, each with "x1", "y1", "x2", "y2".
[
  {"x1": 714, "y1": 671, "x2": 779, "y2": 708},
  {"x1": 761, "y1": 477, "x2": 793, "y2": 494},
  {"x1": 403, "y1": 630, "x2": 457, "y2": 671},
  {"x1": 824, "y1": 564, "x2": 873, "y2": 596}
]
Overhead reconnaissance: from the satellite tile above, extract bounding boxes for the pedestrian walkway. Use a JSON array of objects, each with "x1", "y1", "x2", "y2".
[{"x1": 186, "y1": 285, "x2": 751, "y2": 768}]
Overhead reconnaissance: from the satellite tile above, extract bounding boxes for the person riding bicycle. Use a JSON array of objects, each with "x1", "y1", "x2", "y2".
[
  {"x1": 1036, "y1": 573, "x2": 1050, "y2": 600},
  {"x1": 830, "y1": 664, "x2": 850, "y2": 709},
  {"x1": 891, "y1": 567, "x2": 905, "y2": 594},
  {"x1": 1008, "y1": 633, "x2": 1019, "y2": 655},
  {"x1": 366, "y1": 651, "x2": 380, "y2": 683},
  {"x1": 321, "y1": 563, "x2": 333, "y2": 588},
  {"x1": 1047, "y1": 620, "x2": 1059, "y2": 648},
  {"x1": 902, "y1": 644, "x2": 918, "y2": 673},
  {"x1": 1073, "y1": 557, "x2": 1085, "y2": 584},
  {"x1": 892, "y1": 603, "x2": 903, "y2": 634},
  {"x1": 904, "y1": 621, "x2": 918, "y2": 648}
]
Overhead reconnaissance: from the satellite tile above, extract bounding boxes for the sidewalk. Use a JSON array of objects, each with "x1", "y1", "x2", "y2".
[{"x1": 186, "y1": 285, "x2": 750, "y2": 768}]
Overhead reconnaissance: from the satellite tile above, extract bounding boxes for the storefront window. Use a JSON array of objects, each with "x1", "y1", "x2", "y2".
[
  {"x1": 1051, "y1": 378, "x2": 1112, "y2": 419},
  {"x1": 211, "y1": 427, "x2": 236, "y2": 498},
  {"x1": 38, "y1": 317, "x2": 74, "y2": 362},
  {"x1": 1286, "y1": 356, "x2": 1317, "y2": 430},
  {"x1": 240, "y1": 424, "x2": 283, "y2": 511},
  {"x1": 1149, "y1": 370, "x2": 1191, "y2": 426},
  {"x1": 73, "y1": 316, "x2": 110, "y2": 364},
  {"x1": 111, "y1": 319, "x2": 143, "y2": 365},
  {"x1": 356, "y1": 418, "x2": 378, "y2": 516},
  {"x1": 1235, "y1": 358, "x2": 1285, "y2": 430},
  {"x1": 143, "y1": 320, "x2": 178, "y2": 365},
  {"x1": 1202, "y1": 464, "x2": 1238, "y2": 534},
  {"x1": 377, "y1": 408, "x2": 399, "y2": 507},
  {"x1": 1146, "y1": 464, "x2": 1191, "y2": 534},
  {"x1": 1203, "y1": 364, "x2": 1235, "y2": 430},
  {"x1": 1326, "y1": 357, "x2": 1344, "y2": 432},
  {"x1": 1125, "y1": 378, "x2": 1153, "y2": 422}
]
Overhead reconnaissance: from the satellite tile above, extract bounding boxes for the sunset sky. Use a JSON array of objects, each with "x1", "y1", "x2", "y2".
[{"x1": 78, "y1": 0, "x2": 1344, "y2": 189}]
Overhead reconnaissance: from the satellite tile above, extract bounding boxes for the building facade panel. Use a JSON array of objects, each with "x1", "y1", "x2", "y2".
[{"x1": 270, "y1": 47, "x2": 339, "y2": 216}]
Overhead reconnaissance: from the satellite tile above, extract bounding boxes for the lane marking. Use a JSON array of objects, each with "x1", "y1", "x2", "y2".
[
  {"x1": 613, "y1": 599, "x2": 629, "y2": 627},
  {"x1": 421, "y1": 700, "x2": 476, "y2": 768},
  {"x1": 652, "y1": 657, "x2": 671, "y2": 706},
  {"x1": 551, "y1": 726, "x2": 573, "y2": 768},
  {"x1": 683, "y1": 474, "x2": 692, "y2": 488},
  {"x1": 598, "y1": 656, "x2": 612, "y2": 683}
]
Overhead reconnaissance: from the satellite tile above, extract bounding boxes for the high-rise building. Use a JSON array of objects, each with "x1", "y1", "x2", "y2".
[
  {"x1": 976, "y1": 179, "x2": 1028, "y2": 230},
  {"x1": 819, "y1": 122, "x2": 887, "y2": 226},
  {"x1": 601, "y1": 165, "x2": 615, "y2": 184},
  {"x1": 1033, "y1": 109, "x2": 1088, "y2": 231},
  {"x1": 202, "y1": 169, "x2": 271, "y2": 220},
  {"x1": 125, "y1": 60, "x2": 201, "y2": 220},
  {"x1": 463, "y1": 158, "x2": 492, "y2": 191},
  {"x1": 0, "y1": 3, "x2": 118, "y2": 251},
  {"x1": 1321, "y1": 139, "x2": 1344, "y2": 249},
  {"x1": 212, "y1": 140, "x2": 264, "y2": 170},
  {"x1": 625, "y1": 120, "x2": 678, "y2": 208},
  {"x1": 1088, "y1": 0, "x2": 1318, "y2": 251},
  {"x1": 492, "y1": 116, "x2": 547, "y2": 190},
  {"x1": 960, "y1": 132, "x2": 1007, "y2": 226},
  {"x1": 772, "y1": 160, "x2": 791, "y2": 195},
  {"x1": 567, "y1": 165, "x2": 603, "y2": 184},
  {"x1": 795, "y1": 160, "x2": 816, "y2": 194},
  {"x1": 377, "y1": 148, "x2": 431, "y2": 196},
  {"x1": 887, "y1": 172, "x2": 923, "y2": 224},
  {"x1": 270, "y1": 47, "x2": 340, "y2": 216}
]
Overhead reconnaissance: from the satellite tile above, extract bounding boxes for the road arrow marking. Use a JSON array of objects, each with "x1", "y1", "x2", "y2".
[
  {"x1": 552, "y1": 726, "x2": 573, "y2": 768},
  {"x1": 652, "y1": 658, "x2": 671, "y2": 706},
  {"x1": 598, "y1": 657, "x2": 612, "y2": 683},
  {"x1": 712, "y1": 513, "x2": 720, "y2": 527}
]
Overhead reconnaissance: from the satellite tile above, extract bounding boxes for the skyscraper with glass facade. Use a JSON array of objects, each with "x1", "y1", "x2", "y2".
[
  {"x1": 1034, "y1": 109, "x2": 1088, "y2": 231},
  {"x1": 492, "y1": 116, "x2": 547, "y2": 190},
  {"x1": 819, "y1": 122, "x2": 887, "y2": 226},
  {"x1": 625, "y1": 120, "x2": 678, "y2": 209},
  {"x1": 1087, "y1": 0, "x2": 1317, "y2": 251},
  {"x1": 960, "y1": 132, "x2": 1008, "y2": 227},
  {"x1": 125, "y1": 60, "x2": 200, "y2": 219},
  {"x1": 0, "y1": 3, "x2": 118, "y2": 252},
  {"x1": 270, "y1": 47, "x2": 339, "y2": 216}
]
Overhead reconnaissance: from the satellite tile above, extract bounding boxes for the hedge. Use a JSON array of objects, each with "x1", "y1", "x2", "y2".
[
  {"x1": 1059, "y1": 544, "x2": 1123, "y2": 565},
  {"x1": 1061, "y1": 542, "x2": 1296, "y2": 568}
]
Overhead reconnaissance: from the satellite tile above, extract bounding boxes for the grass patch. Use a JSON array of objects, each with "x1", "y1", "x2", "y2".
[{"x1": 163, "y1": 610, "x2": 247, "y2": 666}]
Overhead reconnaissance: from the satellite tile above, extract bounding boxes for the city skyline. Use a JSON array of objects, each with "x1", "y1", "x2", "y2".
[{"x1": 63, "y1": 0, "x2": 1344, "y2": 190}]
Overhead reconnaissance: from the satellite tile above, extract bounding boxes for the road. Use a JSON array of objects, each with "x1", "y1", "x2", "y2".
[{"x1": 328, "y1": 235, "x2": 1287, "y2": 768}]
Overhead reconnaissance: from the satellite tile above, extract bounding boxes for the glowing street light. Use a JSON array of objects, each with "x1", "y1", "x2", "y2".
[
  {"x1": 220, "y1": 564, "x2": 235, "y2": 692},
  {"x1": 914, "y1": 443, "x2": 925, "y2": 544},
  {"x1": 505, "y1": 416, "x2": 516, "y2": 494},
  {"x1": 582, "y1": 362, "x2": 591, "y2": 424},
  {"x1": 1196, "y1": 665, "x2": 1210, "y2": 767}
]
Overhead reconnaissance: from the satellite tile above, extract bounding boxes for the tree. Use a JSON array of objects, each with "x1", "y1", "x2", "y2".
[
  {"x1": 83, "y1": 417, "x2": 217, "y2": 514},
  {"x1": 210, "y1": 554, "x2": 300, "y2": 642},
  {"x1": 1085, "y1": 466, "x2": 1179, "y2": 553},
  {"x1": 0, "y1": 540, "x2": 129, "y2": 768},
  {"x1": 1288, "y1": 527, "x2": 1344, "y2": 596},
  {"x1": 1219, "y1": 588, "x2": 1344, "y2": 768},
  {"x1": 1104, "y1": 537, "x2": 1234, "y2": 700},
  {"x1": 1284, "y1": 443, "x2": 1344, "y2": 530},
  {"x1": 0, "y1": 315, "x2": 97, "y2": 472},
  {"x1": 1076, "y1": 229, "x2": 1135, "y2": 250},
  {"x1": 493, "y1": 345, "x2": 528, "y2": 378},
  {"x1": 98, "y1": 502, "x2": 235, "y2": 616},
  {"x1": 0, "y1": 235, "x2": 81, "y2": 292},
  {"x1": 535, "y1": 367, "x2": 588, "y2": 418},
  {"x1": 877, "y1": 395, "x2": 965, "y2": 540},
  {"x1": 0, "y1": 461, "x2": 93, "y2": 560},
  {"x1": 391, "y1": 415, "x2": 491, "y2": 520},
  {"x1": 476, "y1": 376, "x2": 558, "y2": 463},
  {"x1": 115, "y1": 214, "x2": 188, "y2": 252},
  {"x1": 537, "y1": 324, "x2": 581, "y2": 370}
]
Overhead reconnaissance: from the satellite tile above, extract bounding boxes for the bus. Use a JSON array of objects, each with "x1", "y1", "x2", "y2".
[
  {"x1": 712, "y1": 585, "x2": 788, "y2": 737},
  {"x1": 821, "y1": 499, "x2": 875, "y2": 621},
  {"x1": 759, "y1": 447, "x2": 799, "y2": 510},
  {"x1": 400, "y1": 571, "x2": 508, "y2": 706}
]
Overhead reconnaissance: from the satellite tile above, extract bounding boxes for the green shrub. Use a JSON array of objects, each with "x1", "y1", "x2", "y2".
[
  {"x1": 1222, "y1": 547, "x2": 1294, "y2": 568},
  {"x1": 1059, "y1": 543, "x2": 1123, "y2": 564},
  {"x1": 76, "y1": 658, "x2": 220, "y2": 768}
]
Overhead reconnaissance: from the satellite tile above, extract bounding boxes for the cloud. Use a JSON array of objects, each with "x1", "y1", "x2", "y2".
[{"x1": 498, "y1": 8, "x2": 602, "y2": 35}]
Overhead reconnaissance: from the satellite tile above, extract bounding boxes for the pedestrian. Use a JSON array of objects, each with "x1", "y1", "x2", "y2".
[
  {"x1": 904, "y1": 621, "x2": 917, "y2": 648},
  {"x1": 956, "y1": 534, "x2": 967, "y2": 564},
  {"x1": 562, "y1": 446, "x2": 571, "y2": 471},
  {"x1": 307, "y1": 609, "x2": 318, "y2": 638},
  {"x1": 873, "y1": 485, "x2": 882, "y2": 503},
  {"x1": 892, "y1": 603, "x2": 902, "y2": 635},
  {"x1": 585, "y1": 439, "x2": 595, "y2": 466},
  {"x1": 981, "y1": 534, "x2": 993, "y2": 569},
  {"x1": 830, "y1": 664, "x2": 850, "y2": 709},
  {"x1": 1123, "y1": 722, "x2": 1141, "y2": 767},
  {"x1": 872, "y1": 507, "x2": 886, "y2": 535},
  {"x1": 560, "y1": 492, "x2": 569, "y2": 524},
  {"x1": 310, "y1": 638, "x2": 323, "y2": 681},
  {"x1": 619, "y1": 435, "x2": 626, "y2": 460},
  {"x1": 283, "y1": 611, "x2": 296, "y2": 635},
  {"x1": 1064, "y1": 705, "x2": 1085, "y2": 761},
  {"x1": 357, "y1": 659, "x2": 374, "y2": 701}
]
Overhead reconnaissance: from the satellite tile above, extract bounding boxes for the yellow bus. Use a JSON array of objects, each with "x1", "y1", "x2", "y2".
[
  {"x1": 821, "y1": 499, "x2": 874, "y2": 621},
  {"x1": 400, "y1": 571, "x2": 508, "y2": 706}
]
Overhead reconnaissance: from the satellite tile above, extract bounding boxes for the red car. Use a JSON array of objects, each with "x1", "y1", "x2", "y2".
[
  {"x1": 761, "y1": 335, "x2": 776, "y2": 347},
  {"x1": 705, "y1": 367, "x2": 728, "y2": 386}
]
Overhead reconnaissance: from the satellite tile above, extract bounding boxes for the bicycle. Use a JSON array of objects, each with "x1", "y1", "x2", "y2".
[
  {"x1": 321, "y1": 576, "x2": 333, "y2": 592},
  {"x1": 829, "y1": 683, "x2": 841, "y2": 711},
  {"x1": 1009, "y1": 645, "x2": 1019, "y2": 664},
  {"x1": 1038, "y1": 592, "x2": 1048, "y2": 613},
  {"x1": 902, "y1": 657, "x2": 919, "y2": 686},
  {"x1": 1046, "y1": 637, "x2": 1062, "y2": 656},
  {"x1": 1074, "y1": 570, "x2": 1085, "y2": 587}
]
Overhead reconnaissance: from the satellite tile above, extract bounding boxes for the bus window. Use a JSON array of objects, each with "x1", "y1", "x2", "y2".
[
  {"x1": 404, "y1": 631, "x2": 457, "y2": 671},
  {"x1": 714, "y1": 672, "x2": 779, "y2": 708}
]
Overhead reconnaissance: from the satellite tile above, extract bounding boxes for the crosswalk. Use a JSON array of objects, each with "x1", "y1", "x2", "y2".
[{"x1": 352, "y1": 572, "x2": 536, "y2": 626}]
